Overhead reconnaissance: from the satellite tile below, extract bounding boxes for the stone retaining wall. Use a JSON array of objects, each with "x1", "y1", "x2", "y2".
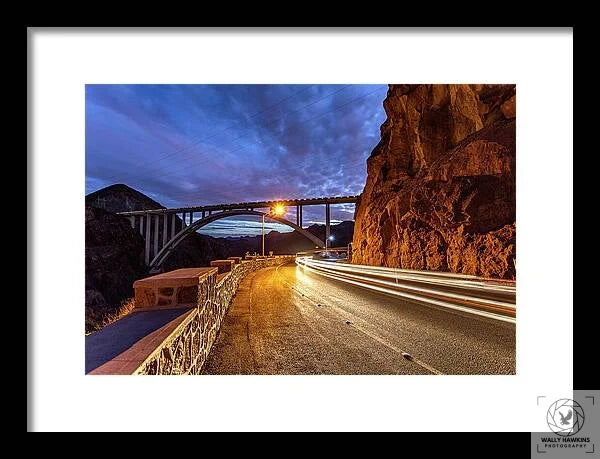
[
  {"x1": 134, "y1": 256, "x2": 294, "y2": 375},
  {"x1": 133, "y1": 268, "x2": 215, "y2": 309}
]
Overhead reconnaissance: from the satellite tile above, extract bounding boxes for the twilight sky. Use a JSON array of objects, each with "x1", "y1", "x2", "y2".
[{"x1": 86, "y1": 84, "x2": 387, "y2": 236}]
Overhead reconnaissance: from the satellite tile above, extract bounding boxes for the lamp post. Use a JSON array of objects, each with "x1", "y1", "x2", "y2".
[
  {"x1": 325, "y1": 234, "x2": 334, "y2": 251},
  {"x1": 262, "y1": 213, "x2": 265, "y2": 256},
  {"x1": 262, "y1": 203, "x2": 285, "y2": 257}
]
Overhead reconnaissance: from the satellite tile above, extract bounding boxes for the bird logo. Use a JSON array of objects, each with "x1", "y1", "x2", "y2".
[
  {"x1": 559, "y1": 410, "x2": 572, "y2": 426},
  {"x1": 547, "y1": 400, "x2": 584, "y2": 437}
]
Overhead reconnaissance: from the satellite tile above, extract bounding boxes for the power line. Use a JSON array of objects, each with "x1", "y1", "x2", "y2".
[
  {"x1": 101, "y1": 85, "x2": 315, "y2": 182},
  {"x1": 92, "y1": 85, "x2": 386, "y2": 208},
  {"x1": 151, "y1": 165, "x2": 368, "y2": 207},
  {"x1": 113, "y1": 84, "x2": 354, "y2": 182},
  {"x1": 127, "y1": 160, "x2": 369, "y2": 208},
  {"x1": 124, "y1": 86, "x2": 386, "y2": 189},
  {"x1": 104, "y1": 85, "x2": 351, "y2": 182},
  {"x1": 126, "y1": 146, "x2": 373, "y2": 205},
  {"x1": 157, "y1": 152, "x2": 371, "y2": 201}
]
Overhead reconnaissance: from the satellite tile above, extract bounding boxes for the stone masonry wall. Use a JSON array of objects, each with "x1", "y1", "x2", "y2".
[{"x1": 135, "y1": 257, "x2": 295, "y2": 375}]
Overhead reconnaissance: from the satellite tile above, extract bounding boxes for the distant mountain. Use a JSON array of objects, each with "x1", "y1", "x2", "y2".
[
  {"x1": 220, "y1": 220, "x2": 354, "y2": 256},
  {"x1": 86, "y1": 183, "x2": 164, "y2": 213}
]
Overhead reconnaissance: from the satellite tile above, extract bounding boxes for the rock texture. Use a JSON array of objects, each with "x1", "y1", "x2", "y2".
[
  {"x1": 85, "y1": 205, "x2": 147, "y2": 331},
  {"x1": 352, "y1": 84, "x2": 516, "y2": 279},
  {"x1": 86, "y1": 183, "x2": 164, "y2": 213}
]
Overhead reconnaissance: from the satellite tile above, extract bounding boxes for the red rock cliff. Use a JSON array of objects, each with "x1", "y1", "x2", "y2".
[{"x1": 352, "y1": 84, "x2": 516, "y2": 279}]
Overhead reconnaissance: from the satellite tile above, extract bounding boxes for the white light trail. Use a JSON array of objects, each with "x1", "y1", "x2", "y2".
[{"x1": 295, "y1": 257, "x2": 516, "y2": 324}]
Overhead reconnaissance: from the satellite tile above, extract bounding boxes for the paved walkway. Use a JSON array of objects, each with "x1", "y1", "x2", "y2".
[{"x1": 85, "y1": 308, "x2": 190, "y2": 373}]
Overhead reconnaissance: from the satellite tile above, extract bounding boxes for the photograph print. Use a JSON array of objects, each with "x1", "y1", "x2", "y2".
[{"x1": 84, "y1": 84, "x2": 516, "y2": 376}]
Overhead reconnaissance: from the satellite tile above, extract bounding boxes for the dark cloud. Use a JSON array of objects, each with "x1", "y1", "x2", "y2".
[{"x1": 86, "y1": 84, "x2": 387, "y2": 236}]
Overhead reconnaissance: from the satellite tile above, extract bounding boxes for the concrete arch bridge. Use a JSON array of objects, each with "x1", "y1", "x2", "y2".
[{"x1": 118, "y1": 195, "x2": 358, "y2": 272}]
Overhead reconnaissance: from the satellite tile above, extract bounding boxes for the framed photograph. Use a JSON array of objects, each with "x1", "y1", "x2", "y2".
[{"x1": 29, "y1": 27, "x2": 577, "y2": 436}]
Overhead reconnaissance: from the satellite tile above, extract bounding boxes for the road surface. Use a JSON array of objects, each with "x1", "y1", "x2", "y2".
[{"x1": 202, "y1": 262, "x2": 515, "y2": 375}]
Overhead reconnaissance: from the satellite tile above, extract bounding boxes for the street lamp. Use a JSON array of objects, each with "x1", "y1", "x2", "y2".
[
  {"x1": 326, "y1": 234, "x2": 334, "y2": 250},
  {"x1": 262, "y1": 204, "x2": 285, "y2": 256}
]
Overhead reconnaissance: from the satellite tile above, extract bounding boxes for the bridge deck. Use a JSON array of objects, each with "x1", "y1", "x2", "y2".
[{"x1": 117, "y1": 195, "x2": 359, "y2": 216}]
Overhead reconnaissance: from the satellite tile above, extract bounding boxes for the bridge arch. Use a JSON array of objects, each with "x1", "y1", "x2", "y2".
[{"x1": 150, "y1": 209, "x2": 324, "y2": 271}]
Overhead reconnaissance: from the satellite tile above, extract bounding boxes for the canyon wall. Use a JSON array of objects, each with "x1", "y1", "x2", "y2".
[{"x1": 352, "y1": 84, "x2": 516, "y2": 279}]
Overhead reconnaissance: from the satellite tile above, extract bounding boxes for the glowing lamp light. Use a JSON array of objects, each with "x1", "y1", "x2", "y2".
[{"x1": 272, "y1": 203, "x2": 285, "y2": 216}]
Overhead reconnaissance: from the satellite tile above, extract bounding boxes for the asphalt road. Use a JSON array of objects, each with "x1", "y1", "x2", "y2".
[{"x1": 202, "y1": 263, "x2": 515, "y2": 375}]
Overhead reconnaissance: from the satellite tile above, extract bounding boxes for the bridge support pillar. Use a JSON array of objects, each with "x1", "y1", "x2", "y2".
[
  {"x1": 190, "y1": 211, "x2": 193, "y2": 224},
  {"x1": 163, "y1": 214, "x2": 168, "y2": 247},
  {"x1": 171, "y1": 213, "x2": 176, "y2": 238},
  {"x1": 202, "y1": 210, "x2": 206, "y2": 219},
  {"x1": 181, "y1": 212, "x2": 186, "y2": 228},
  {"x1": 154, "y1": 214, "x2": 159, "y2": 258},
  {"x1": 129, "y1": 216, "x2": 135, "y2": 229},
  {"x1": 144, "y1": 213, "x2": 151, "y2": 265},
  {"x1": 325, "y1": 203, "x2": 330, "y2": 244},
  {"x1": 299, "y1": 206, "x2": 303, "y2": 228}
]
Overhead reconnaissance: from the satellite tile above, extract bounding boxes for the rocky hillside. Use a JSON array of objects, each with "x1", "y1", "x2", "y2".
[
  {"x1": 352, "y1": 84, "x2": 516, "y2": 279},
  {"x1": 86, "y1": 183, "x2": 164, "y2": 213},
  {"x1": 85, "y1": 205, "x2": 146, "y2": 331}
]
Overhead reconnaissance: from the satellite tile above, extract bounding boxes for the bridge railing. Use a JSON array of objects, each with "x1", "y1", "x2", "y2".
[{"x1": 116, "y1": 195, "x2": 359, "y2": 216}]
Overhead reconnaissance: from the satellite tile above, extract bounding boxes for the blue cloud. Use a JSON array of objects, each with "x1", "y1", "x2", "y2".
[{"x1": 86, "y1": 84, "x2": 387, "y2": 236}]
